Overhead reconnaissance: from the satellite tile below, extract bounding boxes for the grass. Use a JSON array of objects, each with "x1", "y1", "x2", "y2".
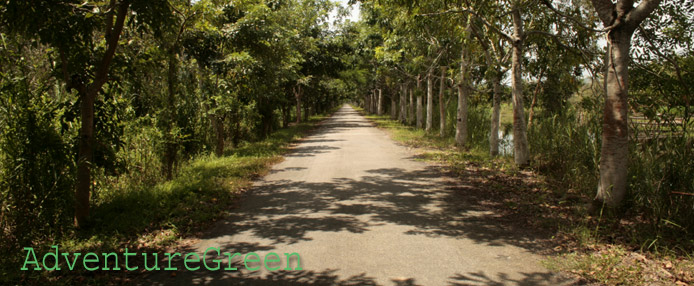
[
  {"x1": 1, "y1": 112, "x2": 334, "y2": 285},
  {"x1": 353, "y1": 104, "x2": 694, "y2": 286}
]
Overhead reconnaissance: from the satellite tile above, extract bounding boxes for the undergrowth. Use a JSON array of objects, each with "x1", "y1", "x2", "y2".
[
  {"x1": 0, "y1": 112, "x2": 332, "y2": 285},
  {"x1": 354, "y1": 104, "x2": 694, "y2": 285}
]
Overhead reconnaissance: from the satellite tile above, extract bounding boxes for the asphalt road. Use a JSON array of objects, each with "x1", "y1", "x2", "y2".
[{"x1": 146, "y1": 104, "x2": 574, "y2": 285}]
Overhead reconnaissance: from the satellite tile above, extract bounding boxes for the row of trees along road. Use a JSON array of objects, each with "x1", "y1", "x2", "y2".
[
  {"x1": 0, "y1": 0, "x2": 356, "y2": 248},
  {"x1": 356, "y1": 0, "x2": 694, "y2": 235},
  {"x1": 0, "y1": 0, "x2": 693, "y2": 255}
]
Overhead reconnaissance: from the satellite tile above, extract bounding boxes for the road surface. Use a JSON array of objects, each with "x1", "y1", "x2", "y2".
[{"x1": 146, "y1": 105, "x2": 574, "y2": 285}]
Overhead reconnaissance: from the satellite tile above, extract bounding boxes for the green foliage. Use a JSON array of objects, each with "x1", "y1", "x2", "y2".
[
  {"x1": 0, "y1": 72, "x2": 74, "y2": 251},
  {"x1": 628, "y1": 133, "x2": 694, "y2": 239},
  {"x1": 528, "y1": 106, "x2": 601, "y2": 196},
  {"x1": 466, "y1": 105, "x2": 492, "y2": 149}
]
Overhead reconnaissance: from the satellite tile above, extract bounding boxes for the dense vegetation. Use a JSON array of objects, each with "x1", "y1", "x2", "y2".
[
  {"x1": 0, "y1": 0, "x2": 692, "y2": 284},
  {"x1": 352, "y1": 0, "x2": 693, "y2": 283},
  {"x1": 0, "y1": 0, "x2": 353, "y2": 281}
]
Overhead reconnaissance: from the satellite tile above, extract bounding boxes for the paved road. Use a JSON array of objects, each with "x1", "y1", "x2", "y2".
[{"x1": 147, "y1": 105, "x2": 573, "y2": 285}]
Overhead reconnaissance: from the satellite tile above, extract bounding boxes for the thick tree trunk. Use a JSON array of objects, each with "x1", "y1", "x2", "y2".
[
  {"x1": 456, "y1": 37, "x2": 470, "y2": 147},
  {"x1": 595, "y1": 30, "x2": 633, "y2": 207},
  {"x1": 416, "y1": 76, "x2": 423, "y2": 129},
  {"x1": 439, "y1": 66, "x2": 446, "y2": 137},
  {"x1": 400, "y1": 83, "x2": 407, "y2": 124},
  {"x1": 588, "y1": 0, "x2": 662, "y2": 207},
  {"x1": 426, "y1": 70, "x2": 433, "y2": 132},
  {"x1": 511, "y1": 9, "x2": 530, "y2": 166},
  {"x1": 490, "y1": 72, "x2": 502, "y2": 156}
]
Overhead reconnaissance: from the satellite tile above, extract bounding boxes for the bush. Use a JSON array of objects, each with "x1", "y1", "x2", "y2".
[
  {"x1": 628, "y1": 134, "x2": 694, "y2": 240},
  {"x1": 528, "y1": 109, "x2": 601, "y2": 196},
  {"x1": 0, "y1": 79, "x2": 74, "y2": 251}
]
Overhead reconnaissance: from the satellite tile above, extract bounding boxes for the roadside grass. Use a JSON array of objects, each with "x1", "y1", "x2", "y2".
[
  {"x1": 1, "y1": 112, "x2": 333, "y2": 285},
  {"x1": 354, "y1": 105, "x2": 694, "y2": 286}
]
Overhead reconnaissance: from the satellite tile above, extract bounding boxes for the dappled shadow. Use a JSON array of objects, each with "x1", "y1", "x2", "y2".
[
  {"x1": 284, "y1": 145, "x2": 340, "y2": 158},
  {"x1": 448, "y1": 271, "x2": 580, "y2": 286},
  {"x1": 147, "y1": 268, "x2": 383, "y2": 286},
  {"x1": 200, "y1": 166, "x2": 548, "y2": 250},
  {"x1": 297, "y1": 139, "x2": 346, "y2": 144},
  {"x1": 269, "y1": 167, "x2": 308, "y2": 174},
  {"x1": 310, "y1": 108, "x2": 375, "y2": 135},
  {"x1": 142, "y1": 164, "x2": 554, "y2": 284},
  {"x1": 142, "y1": 105, "x2": 557, "y2": 285}
]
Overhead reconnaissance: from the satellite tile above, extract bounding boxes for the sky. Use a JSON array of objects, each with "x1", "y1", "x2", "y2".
[{"x1": 330, "y1": 0, "x2": 361, "y2": 24}]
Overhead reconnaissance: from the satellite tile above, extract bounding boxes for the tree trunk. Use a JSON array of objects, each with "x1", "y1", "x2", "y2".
[
  {"x1": 400, "y1": 83, "x2": 407, "y2": 124},
  {"x1": 595, "y1": 30, "x2": 633, "y2": 207},
  {"x1": 426, "y1": 69, "x2": 433, "y2": 132},
  {"x1": 282, "y1": 104, "x2": 290, "y2": 128},
  {"x1": 74, "y1": 0, "x2": 129, "y2": 228},
  {"x1": 416, "y1": 96, "x2": 423, "y2": 129},
  {"x1": 213, "y1": 115, "x2": 224, "y2": 156},
  {"x1": 294, "y1": 86, "x2": 302, "y2": 123},
  {"x1": 490, "y1": 71, "x2": 502, "y2": 156},
  {"x1": 75, "y1": 89, "x2": 96, "y2": 228},
  {"x1": 439, "y1": 66, "x2": 446, "y2": 137},
  {"x1": 377, "y1": 89, "x2": 383, "y2": 115},
  {"x1": 391, "y1": 92, "x2": 397, "y2": 119},
  {"x1": 511, "y1": 9, "x2": 530, "y2": 166},
  {"x1": 408, "y1": 85, "x2": 415, "y2": 125},
  {"x1": 589, "y1": 0, "x2": 662, "y2": 207},
  {"x1": 456, "y1": 29, "x2": 471, "y2": 147},
  {"x1": 372, "y1": 90, "x2": 377, "y2": 113},
  {"x1": 416, "y1": 76, "x2": 423, "y2": 129},
  {"x1": 164, "y1": 51, "x2": 178, "y2": 180}
]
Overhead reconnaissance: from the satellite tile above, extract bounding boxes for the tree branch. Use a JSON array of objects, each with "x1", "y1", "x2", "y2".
[
  {"x1": 90, "y1": 0, "x2": 130, "y2": 94},
  {"x1": 627, "y1": 0, "x2": 662, "y2": 26},
  {"x1": 417, "y1": 9, "x2": 514, "y2": 42},
  {"x1": 541, "y1": 0, "x2": 606, "y2": 33},
  {"x1": 590, "y1": 0, "x2": 616, "y2": 26}
]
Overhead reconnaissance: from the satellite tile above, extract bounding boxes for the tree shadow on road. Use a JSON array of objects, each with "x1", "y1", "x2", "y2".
[
  {"x1": 199, "y1": 166, "x2": 549, "y2": 251},
  {"x1": 447, "y1": 271, "x2": 579, "y2": 286}
]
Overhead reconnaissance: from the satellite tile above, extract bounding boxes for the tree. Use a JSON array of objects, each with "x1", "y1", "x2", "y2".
[
  {"x1": 1, "y1": 0, "x2": 171, "y2": 227},
  {"x1": 455, "y1": 21, "x2": 472, "y2": 147},
  {"x1": 438, "y1": 65, "x2": 446, "y2": 137},
  {"x1": 590, "y1": 0, "x2": 662, "y2": 207}
]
